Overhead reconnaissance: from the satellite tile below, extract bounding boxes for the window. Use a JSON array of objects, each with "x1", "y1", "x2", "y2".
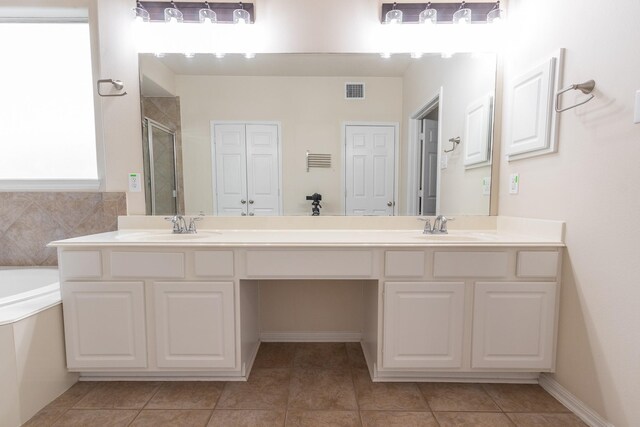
[{"x1": 0, "y1": 20, "x2": 100, "y2": 189}]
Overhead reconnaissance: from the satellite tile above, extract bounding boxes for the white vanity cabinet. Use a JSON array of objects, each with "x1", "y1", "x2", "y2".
[
  {"x1": 153, "y1": 281, "x2": 236, "y2": 369},
  {"x1": 382, "y1": 282, "x2": 465, "y2": 369},
  {"x1": 62, "y1": 281, "x2": 147, "y2": 369},
  {"x1": 471, "y1": 281, "x2": 558, "y2": 370}
]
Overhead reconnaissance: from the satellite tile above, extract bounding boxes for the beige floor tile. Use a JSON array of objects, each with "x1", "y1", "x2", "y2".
[
  {"x1": 73, "y1": 381, "x2": 161, "y2": 409},
  {"x1": 288, "y1": 368, "x2": 358, "y2": 410},
  {"x1": 419, "y1": 383, "x2": 500, "y2": 412},
  {"x1": 48, "y1": 382, "x2": 99, "y2": 408},
  {"x1": 145, "y1": 381, "x2": 224, "y2": 409},
  {"x1": 434, "y1": 412, "x2": 515, "y2": 426},
  {"x1": 507, "y1": 413, "x2": 588, "y2": 426},
  {"x1": 51, "y1": 409, "x2": 138, "y2": 427},
  {"x1": 346, "y1": 342, "x2": 368, "y2": 369},
  {"x1": 294, "y1": 343, "x2": 349, "y2": 369},
  {"x1": 285, "y1": 410, "x2": 361, "y2": 427},
  {"x1": 217, "y1": 368, "x2": 290, "y2": 410},
  {"x1": 254, "y1": 343, "x2": 298, "y2": 369},
  {"x1": 353, "y1": 369, "x2": 428, "y2": 411},
  {"x1": 208, "y1": 410, "x2": 286, "y2": 426},
  {"x1": 130, "y1": 409, "x2": 212, "y2": 426},
  {"x1": 360, "y1": 410, "x2": 439, "y2": 427},
  {"x1": 482, "y1": 384, "x2": 570, "y2": 413},
  {"x1": 22, "y1": 406, "x2": 68, "y2": 426}
]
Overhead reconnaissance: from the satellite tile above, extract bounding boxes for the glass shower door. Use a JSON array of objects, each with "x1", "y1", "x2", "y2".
[{"x1": 145, "y1": 119, "x2": 178, "y2": 215}]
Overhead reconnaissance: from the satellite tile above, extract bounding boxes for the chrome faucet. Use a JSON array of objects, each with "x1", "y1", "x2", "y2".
[
  {"x1": 164, "y1": 215, "x2": 203, "y2": 234},
  {"x1": 418, "y1": 215, "x2": 454, "y2": 234}
]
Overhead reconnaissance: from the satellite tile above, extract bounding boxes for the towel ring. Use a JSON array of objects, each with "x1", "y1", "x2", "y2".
[
  {"x1": 444, "y1": 137, "x2": 460, "y2": 153},
  {"x1": 555, "y1": 80, "x2": 595, "y2": 113}
]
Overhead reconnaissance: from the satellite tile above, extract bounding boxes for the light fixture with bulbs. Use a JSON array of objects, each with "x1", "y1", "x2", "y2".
[
  {"x1": 380, "y1": 2, "x2": 500, "y2": 24},
  {"x1": 385, "y1": 2, "x2": 403, "y2": 24},
  {"x1": 486, "y1": 1, "x2": 504, "y2": 23},
  {"x1": 164, "y1": 1, "x2": 183, "y2": 24},
  {"x1": 199, "y1": 1, "x2": 217, "y2": 24},
  {"x1": 133, "y1": 2, "x2": 256, "y2": 24}
]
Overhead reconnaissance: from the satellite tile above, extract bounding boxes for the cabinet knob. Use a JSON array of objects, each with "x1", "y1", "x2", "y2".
[
  {"x1": 241, "y1": 212, "x2": 247, "y2": 216},
  {"x1": 240, "y1": 199, "x2": 246, "y2": 204},
  {"x1": 249, "y1": 200, "x2": 254, "y2": 204},
  {"x1": 249, "y1": 212, "x2": 255, "y2": 216}
]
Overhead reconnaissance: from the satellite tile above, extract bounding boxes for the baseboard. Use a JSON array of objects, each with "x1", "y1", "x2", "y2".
[
  {"x1": 373, "y1": 370, "x2": 539, "y2": 383},
  {"x1": 259, "y1": 331, "x2": 362, "y2": 342},
  {"x1": 538, "y1": 373, "x2": 614, "y2": 427}
]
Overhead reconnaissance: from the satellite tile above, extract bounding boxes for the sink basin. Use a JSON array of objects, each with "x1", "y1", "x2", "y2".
[{"x1": 115, "y1": 231, "x2": 219, "y2": 242}]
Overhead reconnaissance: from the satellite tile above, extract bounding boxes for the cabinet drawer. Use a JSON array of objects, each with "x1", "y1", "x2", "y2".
[
  {"x1": 60, "y1": 251, "x2": 102, "y2": 278},
  {"x1": 385, "y1": 251, "x2": 425, "y2": 277},
  {"x1": 517, "y1": 251, "x2": 559, "y2": 278},
  {"x1": 194, "y1": 251, "x2": 234, "y2": 277},
  {"x1": 245, "y1": 250, "x2": 373, "y2": 277},
  {"x1": 110, "y1": 252, "x2": 184, "y2": 278},
  {"x1": 434, "y1": 252, "x2": 509, "y2": 278}
]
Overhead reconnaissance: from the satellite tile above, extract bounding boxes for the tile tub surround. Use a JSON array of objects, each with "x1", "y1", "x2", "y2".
[
  {"x1": 24, "y1": 343, "x2": 587, "y2": 427},
  {"x1": 0, "y1": 192, "x2": 126, "y2": 266}
]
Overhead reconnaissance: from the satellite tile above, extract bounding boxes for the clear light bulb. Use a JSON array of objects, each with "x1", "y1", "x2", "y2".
[{"x1": 233, "y1": 8, "x2": 250, "y2": 24}]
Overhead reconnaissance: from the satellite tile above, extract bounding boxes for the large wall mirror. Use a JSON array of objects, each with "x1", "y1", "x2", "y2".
[{"x1": 138, "y1": 52, "x2": 497, "y2": 217}]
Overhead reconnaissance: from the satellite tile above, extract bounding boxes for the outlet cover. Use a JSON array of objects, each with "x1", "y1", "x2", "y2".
[
  {"x1": 128, "y1": 173, "x2": 142, "y2": 192},
  {"x1": 482, "y1": 177, "x2": 491, "y2": 195},
  {"x1": 509, "y1": 173, "x2": 519, "y2": 194}
]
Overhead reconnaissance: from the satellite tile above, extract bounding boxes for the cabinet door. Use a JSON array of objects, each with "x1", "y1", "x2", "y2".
[
  {"x1": 154, "y1": 282, "x2": 236, "y2": 369},
  {"x1": 472, "y1": 282, "x2": 557, "y2": 370},
  {"x1": 62, "y1": 282, "x2": 147, "y2": 369},
  {"x1": 383, "y1": 282, "x2": 465, "y2": 369}
]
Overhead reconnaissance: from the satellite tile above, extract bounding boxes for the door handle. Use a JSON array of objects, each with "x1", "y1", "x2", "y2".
[
  {"x1": 249, "y1": 200, "x2": 254, "y2": 204},
  {"x1": 387, "y1": 201, "x2": 393, "y2": 207},
  {"x1": 241, "y1": 199, "x2": 246, "y2": 204}
]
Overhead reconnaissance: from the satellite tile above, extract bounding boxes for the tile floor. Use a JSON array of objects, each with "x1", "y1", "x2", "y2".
[{"x1": 25, "y1": 343, "x2": 586, "y2": 427}]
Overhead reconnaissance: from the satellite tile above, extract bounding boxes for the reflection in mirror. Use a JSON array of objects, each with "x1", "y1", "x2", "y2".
[{"x1": 138, "y1": 53, "x2": 496, "y2": 216}]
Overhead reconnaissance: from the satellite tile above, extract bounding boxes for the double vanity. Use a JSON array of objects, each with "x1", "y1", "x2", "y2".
[{"x1": 51, "y1": 216, "x2": 564, "y2": 383}]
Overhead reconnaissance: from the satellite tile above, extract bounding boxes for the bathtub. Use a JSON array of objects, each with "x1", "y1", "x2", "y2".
[{"x1": 0, "y1": 268, "x2": 77, "y2": 427}]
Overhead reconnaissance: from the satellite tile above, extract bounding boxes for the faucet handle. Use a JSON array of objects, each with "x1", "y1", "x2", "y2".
[
  {"x1": 417, "y1": 217, "x2": 433, "y2": 234},
  {"x1": 164, "y1": 216, "x2": 181, "y2": 232},
  {"x1": 439, "y1": 216, "x2": 455, "y2": 232},
  {"x1": 188, "y1": 216, "x2": 203, "y2": 232}
]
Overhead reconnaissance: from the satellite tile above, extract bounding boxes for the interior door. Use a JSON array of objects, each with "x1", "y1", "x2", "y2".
[
  {"x1": 422, "y1": 119, "x2": 438, "y2": 216},
  {"x1": 345, "y1": 125, "x2": 395, "y2": 215},
  {"x1": 213, "y1": 124, "x2": 248, "y2": 216},
  {"x1": 246, "y1": 124, "x2": 280, "y2": 216}
]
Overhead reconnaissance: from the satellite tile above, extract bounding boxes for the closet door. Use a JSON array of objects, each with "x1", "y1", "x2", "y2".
[
  {"x1": 213, "y1": 124, "x2": 248, "y2": 215},
  {"x1": 246, "y1": 124, "x2": 280, "y2": 216}
]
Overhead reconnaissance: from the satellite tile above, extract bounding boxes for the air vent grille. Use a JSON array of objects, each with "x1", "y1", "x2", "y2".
[{"x1": 345, "y1": 83, "x2": 365, "y2": 99}]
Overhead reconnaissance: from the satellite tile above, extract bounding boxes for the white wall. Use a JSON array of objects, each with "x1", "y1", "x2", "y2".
[
  {"x1": 177, "y1": 75, "x2": 402, "y2": 215},
  {"x1": 499, "y1": 1, "x2": 640, "y2": 425},
  {"x1": 402, "y1": 54, "x2": 496, "y2": 215}
]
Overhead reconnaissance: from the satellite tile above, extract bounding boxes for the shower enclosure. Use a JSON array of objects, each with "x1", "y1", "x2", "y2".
[{"x1": 143, "y1": 118, "x2": 178, "y2": 215}]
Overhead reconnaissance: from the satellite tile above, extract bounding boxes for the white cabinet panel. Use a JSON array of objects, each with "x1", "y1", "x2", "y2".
[
  {"x1": 194, "y1": 251, "x2": 234, "y2": 277},
  {"x1": 59, "y1": 251, "x2": 102, "y2": 278},
  {"x1": 472, "y1": 282, "x2": 557, "y2": 369},
  {"x1": 385, "y1": 251, "x2": 425, "y2": 277},
  {"x1": 62, "y1": 282, "x2": 147, "y2": 369},
  {"x1": 506, "y1": 58, "x2": 557, "y2": 157},
  {"x1": 383, "y1": 282, "x2": 465, "y2": 369},
  {"x1": 110, "y1": 252, "x2": 184, "y2": 278},
  {"x1": 434, "y1": 252, "x2": 509, "y2": 278},
  {"x1": 246, "y1": 250, "x2": 373, "y2": 277},
  {"x1": 154, "y1": 282, "x2": 235, "y2": 368},
  {"x1": 517, "y1": 251, "x2": 559, "y2": 278},
  {"x1": 464, "y1": 95, "x2": 493, "y2": 167}
]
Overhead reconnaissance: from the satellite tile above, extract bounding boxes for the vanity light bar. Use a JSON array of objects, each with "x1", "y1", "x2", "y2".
[
  {"x1": 138, "y1": 1, "x2": 255, "y2": 23},
  {"x1": 380, "y1": 2, "x2": 496, "y2": 24}
]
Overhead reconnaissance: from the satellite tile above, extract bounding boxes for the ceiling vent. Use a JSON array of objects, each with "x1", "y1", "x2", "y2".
[{"x1": 345, "y1": 83, "x2": 365, "y2": 100}]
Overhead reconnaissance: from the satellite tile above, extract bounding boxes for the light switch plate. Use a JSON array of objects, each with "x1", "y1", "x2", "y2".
[
  {"x1": 482, "y1": 177, "x2": 491, "y2": 195},
  {"x1": 441, "y1": 154, "x2": 448, "y2": 169},
  {"x1": 634, "y1": 90, "x2": 640, "y2": 124},
  {"x1": 509, "y1": 173, "x2": 519, "y2": 194},
  {"x1": 128, "y1": 173, "x2": 142, "y2": 192}
]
